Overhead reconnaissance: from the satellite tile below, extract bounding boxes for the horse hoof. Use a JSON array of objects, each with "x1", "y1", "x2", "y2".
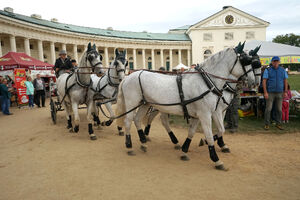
[
  {"x1": 118, "y1": 131, "x2": 124, "y2": 136},
  {"x1": 74, "y1": 126, "x2": 79, "y2": 133},
  {"x1": 140, "y1": 145, "x2": 147, "y2": 152},
  {"x1": 199, "y1": 139, "x2": 205, "y2": 146},
  {"x1": 215, "y1": 164, "x2": 229, "y2": 171},
  {"x1": 90, "y1": 134, "x2": 97, "y2": 140},
  {"x1": 146, "y1": 136, "x2": 151, "y2": 142},
  {"x1": 127, "y1": 150, "x2": 136, "y2": 156},
  {"x1": 180, "y1": 155, "x2": 190, "y2": 161},
  {"x1": 174, "y1": 144, "x2": 181, "y2": 150},
  {"x1": 221, "y1": 148, "x2": 231, "y2": 153}
]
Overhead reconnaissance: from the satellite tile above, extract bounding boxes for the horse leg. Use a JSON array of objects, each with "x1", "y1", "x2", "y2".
[
  {"x1": 134, "y1": 105, "x2": 150, "y2": 152},
  {"x1": 71, "y1": 102, "x2": 80, "y2": 133},
  {"x1": 160, "y1": 113, "x2": 180, "y2": 150},
  {"x1": 101, "y1": 103, "x2": 114, "y2": 127},
  {"x1": 92, "y1": 104, "x2": 101, "y2": 127},
  {"x1": 144, "y1": 109, "x2": 159, "y2": 137},
  {"x1": 124, "y1": 111, "x2": 135, "y2": 155},
  {"x1": 63, "y1": 102, "x2": 73, "y2": 131},
  {"x1": 198, "y1": 114, "x2": 227, "y2": 171},
  {"x1": 180, "y1": 118, "x2": 199, "y2": 161},
  {"x1": 87, "y1": 101, "x2": 97, "y2": 140}
]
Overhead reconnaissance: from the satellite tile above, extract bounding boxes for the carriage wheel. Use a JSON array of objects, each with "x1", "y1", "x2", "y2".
[{"x1": 50, "y1": 98, "x2": 57, "y2": 124}]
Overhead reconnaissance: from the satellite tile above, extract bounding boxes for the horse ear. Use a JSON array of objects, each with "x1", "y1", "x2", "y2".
[
  {"x1": 115, "y1": 48, "x2": 119, "y2": 57},
  {"x1": 87, "y1": 42, "x2": 92, "y2": 51},
  {"x1": 92, "y1": 44, "x2": 96, "y2": 50},
  {"x1": 241, "y1": 41, "x2": 246, "y2": 51}
]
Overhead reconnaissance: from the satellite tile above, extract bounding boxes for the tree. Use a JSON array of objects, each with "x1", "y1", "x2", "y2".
[{"x1": 272, "y1": 33, "x2": 300, "y2": 47}]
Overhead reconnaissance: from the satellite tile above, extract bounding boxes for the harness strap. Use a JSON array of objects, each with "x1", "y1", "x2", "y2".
[
  {"x1": 138, "y1": 71, "x2": 147, "y2": 104},
  {"x1": 176, "y1": 73, "x2": 190, "y2": 123}
]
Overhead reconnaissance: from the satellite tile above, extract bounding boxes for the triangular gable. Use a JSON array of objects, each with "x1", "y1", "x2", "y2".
[{"x1": 187, "y1": 6, "x2": 269, "y2": 32}]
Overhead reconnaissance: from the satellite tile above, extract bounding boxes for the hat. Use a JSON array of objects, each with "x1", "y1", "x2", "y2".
[
  {"x1": 271, "y1": 56, "x2": 280, "y2": 62},
  {"x1": 59, "y1": 50, "x2": 67, "y2": 55}
]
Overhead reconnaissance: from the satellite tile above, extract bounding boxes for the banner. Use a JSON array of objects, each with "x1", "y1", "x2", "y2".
[
  {"x1": 260, "y1": 56, "x2": 300, "y2": 65},
  {"x1": 14, "y1": 68, "x2": 28, "y2": 105}
]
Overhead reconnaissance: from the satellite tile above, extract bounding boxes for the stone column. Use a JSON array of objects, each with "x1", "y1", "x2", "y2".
[
  {"x1": 151, "y1": 49, "x2": 155, "y2": 70},
  {"x1": 169, "y1": 49, "x2": 173, "y2": 71},
  {"x1": 178, "y1": 49, "x2": 182, "y2": 64},
  {"x1": 9, "y1": 35, "x2": 16, "y2": 52},
  {"x1": 0, "y1": 38, "x2": 2, "y2": 57},
  {"x1": 37, "y1": 40, "x2": 44, "y2": 61},
  {"x1": 104, "y1": 47, "x2": 109, "y2": 67},
  {"x1": 187, "y1": 49, "x2": 191, "y2": 67},
  {"x1": 160, "y1": 49, "x2": 164, "y2": 67},
  {"x1": 62, "y1": 43, "x2": 66, "y2": 51},
  {"x1": 142, "y1": 49, "x2": 146, "y2": 69},
  {"x1": 24, "y1": 38, "x2": 31, "y2": 56},
  {"x1": 73, "y1": 44, "x2": 78, "y2": 61},
  {"x1": 133, "y1": 48, "x2": 137, "y2": 69},
  {"x1": 50, "y1": 41, "x2": 56, "y2": 65}
]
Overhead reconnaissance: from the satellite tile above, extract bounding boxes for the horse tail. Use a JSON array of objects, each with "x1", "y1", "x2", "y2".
[{"x1": 116, "y1": 79, "x2": 126, "y2": 127}]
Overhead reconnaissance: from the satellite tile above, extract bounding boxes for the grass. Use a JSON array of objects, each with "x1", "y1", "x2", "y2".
[{"x1": 288, "y1": 74, "x2": 300, "y2": 91}]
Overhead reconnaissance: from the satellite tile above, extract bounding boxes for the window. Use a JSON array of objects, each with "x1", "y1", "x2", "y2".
[
  {"x1": 1, "y1": 41, "x2": 3, "y2": 46},
  {"x1": 99, "y1": 50, "x2": 104, "y2": 54},
  {"x1": 77, "y1": 48, "x2": 82, "y2": 53},
  {"x1": 43, "y1": 54, "x2": 47, "y2": 59},
  {"x1": 129, "y1": 62, "x2": 134, "y2": 70},
  {"x1": 55, "y1": 47, "x2": 59, "y2": 51},
  {"x1": 109, "y1": 56, "x2": 114, "y2": 60},
  {"x1": 203, "y1": 33, "x2": 212, "y2": 41},
  {"x1": 225, "y1": 32, "x2": 234, "y2": 40},
  {"x1": 138, "y1": 51, "x2": 142, "y2": 55},
  {"x1": 148, "y1": 57, "x2": 152, "y2": 60},
  {"x1": 204, "y1": 49, "x2": 212, "y2": 60},
  {"x1": 246, "y1": 31, "x2": 255, "y2": 39},
  {"x1": 148, "y1": 62, "x2": 152, "y2": 70},
  {"x1": 30, "y1": 44, "x2": 34, "y2": 50},
  {"x1": 157, "y1": 51, "x2": 160, "y2": 55},
  {"x1": 129, "y1": 57, "x2": 133, "y2": 61}
]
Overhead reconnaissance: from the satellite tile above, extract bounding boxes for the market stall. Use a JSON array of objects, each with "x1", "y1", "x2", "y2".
[{"x1": 0, "y1": 52, "x2": 54, "y2": 106}]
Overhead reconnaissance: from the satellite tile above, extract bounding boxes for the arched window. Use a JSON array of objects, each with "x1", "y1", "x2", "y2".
[
  {"x1": 204, "y1": 49, "x2": 212, "y2": 60},
  {"x1": 148, "y1": 57, "x2": 152, "y2": 60},
  {"x1": 129, "y1": 57, "x2": 133, "y2": 60},
  {"x1": 166, "y1": 56, "x2": 170, "y2": 61}
]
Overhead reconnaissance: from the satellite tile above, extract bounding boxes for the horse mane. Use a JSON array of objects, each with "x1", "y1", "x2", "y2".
[
  {"x1": 78, "y1": 51, "x2": 87, "y2": 68},
  {"x1": 199, "y1": 48, "x2": 233, "y2": 70}
]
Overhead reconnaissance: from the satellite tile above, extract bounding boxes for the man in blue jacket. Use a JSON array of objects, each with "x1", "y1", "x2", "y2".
[{"x1": 262, "y1": 56, "x2": 288, "y2": 130}]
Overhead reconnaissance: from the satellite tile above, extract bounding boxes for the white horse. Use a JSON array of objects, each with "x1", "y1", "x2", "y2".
[
  {"x1": 57, "y1": 43, "x2": 103, "y2": 140},
  {"x1": 90, "y1": 49, "x2": 127, "y2": 135},
  {"x1": 116, "y1": 43, "x2": 256, "y2": 170}
]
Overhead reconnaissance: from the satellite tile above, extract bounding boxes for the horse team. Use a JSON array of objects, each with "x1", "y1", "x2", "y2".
[{"x1": 56, "y1": 42, "x2": 262, "y2": 171}]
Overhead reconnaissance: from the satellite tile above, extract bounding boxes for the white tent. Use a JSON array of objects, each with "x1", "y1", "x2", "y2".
[
  {"x1": 173, "y1": 63, "x2": 189, "y2": 70},
  {"x1": 245, "y1": 40, "x2": 300, "y2": 58}
]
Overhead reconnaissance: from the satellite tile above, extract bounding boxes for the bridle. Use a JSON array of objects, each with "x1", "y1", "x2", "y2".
[
  {"x1": 107, "y1": 57, "x2": 127, "y2": 87},
  {"x1": 229, "y1": 49, "x2": 254, "y2": 81}
]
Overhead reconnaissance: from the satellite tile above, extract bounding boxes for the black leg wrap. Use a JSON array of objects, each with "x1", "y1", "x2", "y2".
[
  {"x1": 138, "y1": 129, "x2": 147, "y2": 143},
  {"x1": 217, "y1": 136, "x2": 225, "y2": 148},
  {"x1": 144, "y1": 125, "x2": 151, "y2": 136},
  {"x1": 88, "y1": 123, "x2": 94, "y2": 134},
  {"x1": 74, "y1": 125, "x2": 79, "y2": 133},
  {"x1": 208, "y1": 145, "x2": 219, "y2": 162},
  {"x1": 182, "y1": 138, "x2": 191, "y2": 153},
  {"x1": 125, "y1": 135, "x2": 132, "y2": 148},
  {"x1": 67, "y1": 119, "x2": 72, "y2": 129},
  {"x1": 117, "y1": 126, "x2": 122, "y2": 131},
  {"x1": 94, "y1": 116, "x2": 101, "y2": 125},
  {"x1": 105, "y1": 120, "x2": 113, "y2": 126},
  {"x1": 213, "y1": 135, "x2": 218, "y2": 141},
  {"x1": 168, "y1": 131, "x2": 179, "y2": 144}
]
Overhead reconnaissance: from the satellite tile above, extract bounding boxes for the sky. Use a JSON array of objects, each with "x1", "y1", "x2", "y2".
[{"x1": 2, "y1": 0, "x2": 300, "y2": 41}]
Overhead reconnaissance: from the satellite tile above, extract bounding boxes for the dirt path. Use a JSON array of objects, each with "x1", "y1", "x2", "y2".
[{"x1": 0, "y1": 104, "x2": 300, "y2": 200}]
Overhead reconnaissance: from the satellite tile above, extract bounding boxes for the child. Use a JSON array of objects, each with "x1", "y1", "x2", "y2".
[
  {"x1": 282, "y1": 84, "x2": 292, "y2": 123},
  {"x1": 25, "y1": 76, "x2": 35, "y2": 108}
]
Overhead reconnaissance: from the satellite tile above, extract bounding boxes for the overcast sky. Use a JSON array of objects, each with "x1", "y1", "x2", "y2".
[{"x1": 2, "y1": 0, "x2": 300, "y2": 41}]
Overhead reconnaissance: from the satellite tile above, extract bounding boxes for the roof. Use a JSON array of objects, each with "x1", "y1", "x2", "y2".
[
  {"x1": 0, "y1": 10, "x2": 190, "y2": 41},
  {"x1": 169, "y1": 25, "x2": 191, "y2": 31},
  {"x1": 244, "y1": 40, "x2": 300, "y2": 57},
  {"x1": 0, "y1": 52, "x2": 53, "y2": 70}
]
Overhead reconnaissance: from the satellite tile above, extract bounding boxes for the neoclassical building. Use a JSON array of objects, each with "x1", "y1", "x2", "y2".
[{"x1": 0, "y1": 6, "x2": 269, "y2": 70}]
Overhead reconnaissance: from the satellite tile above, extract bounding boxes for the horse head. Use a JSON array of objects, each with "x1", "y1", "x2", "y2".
[
  {"x1": 86, "y1": 42, "x2": 104, "y2": 75},
  {"x1": 249, "y1": 45, "x2": 262, "y2": 87},
  {"x1": 113, "y1": 48, "x2": 127, "y2": 82}
]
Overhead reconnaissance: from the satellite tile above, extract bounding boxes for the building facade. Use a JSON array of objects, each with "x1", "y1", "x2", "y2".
[{"x1": 0, "y1": 6, "x2": 269, "y2": 70}]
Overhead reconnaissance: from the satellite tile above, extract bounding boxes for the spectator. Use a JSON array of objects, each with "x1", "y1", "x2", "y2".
[
  {"x1": 282, "y1": 84, "x2": 292, "y2": 123},
  {"x1": 71, "y1": 59, "x2": 78, "y2": 70},
  {"x1": 33, "y1": 74, "x2": 46, "y2": 108},
  {"x1": 25, "y1": 76, "x2": 35, "y2": 108},
  {"x1": 262, "y1": 56, "x2": 288, "y2": 130},
  {"x1": 0, "y1": 78, "x2": 13, "y2": 115}
]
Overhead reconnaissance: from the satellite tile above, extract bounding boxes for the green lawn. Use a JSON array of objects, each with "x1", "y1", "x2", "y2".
[{"x1": 288, "y1": 74, "x2": 300, "y2": 90}]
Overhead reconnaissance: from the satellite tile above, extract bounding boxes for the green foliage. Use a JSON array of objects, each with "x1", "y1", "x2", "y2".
[
  {"x1": 272, "y1": 33, "x2": 300, "y2": 47},
  {"x1": 288, "y1": 74, "x2": 300, "y2": 91}
]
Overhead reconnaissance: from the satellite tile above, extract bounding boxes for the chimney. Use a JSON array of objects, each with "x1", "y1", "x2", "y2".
[
  {"x1": 30, "y1": 14, "x2": 42, "y2": 19},
  {"x1": 4, "y1": 7, "x2": 14, "y2": 13},
  {"x1": 51, "y1": 18, "x2": 58, "y2": 23}
]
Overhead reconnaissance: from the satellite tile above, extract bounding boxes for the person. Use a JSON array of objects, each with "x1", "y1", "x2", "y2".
[
  {"x1": 53, "y1": 50, "x2": 73, "y2": 77},
  {"x1": 282, "y1": 84, "x2": 292, "y2": 123},
  {"x1": 33, "y1": 74, "x2": 46, "y2": 108},
  {"x1": 262, "y1": 56, "x2": 288, "y2": 130},
  {"x1": 0, "y1": 78, "x2": 13, "y2": 115},
  {"x1": 25, "y1": 76, "x2": 35, "y2": 108},
  {"x1": 71, "y1": 59, "x2": 78, "y2": 70}
]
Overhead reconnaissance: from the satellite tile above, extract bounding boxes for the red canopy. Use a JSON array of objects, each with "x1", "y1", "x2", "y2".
[{"x1": 0, "y1": 52, "x2": 53, "y2": 71}]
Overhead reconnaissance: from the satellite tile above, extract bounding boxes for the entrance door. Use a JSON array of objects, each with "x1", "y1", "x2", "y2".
[
  {"x1": 166, "y1": 61, "x2": 170, "y2": 71},
  {"x1": 148, "y1": 62, "x2": 152, "y2": 70}
]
